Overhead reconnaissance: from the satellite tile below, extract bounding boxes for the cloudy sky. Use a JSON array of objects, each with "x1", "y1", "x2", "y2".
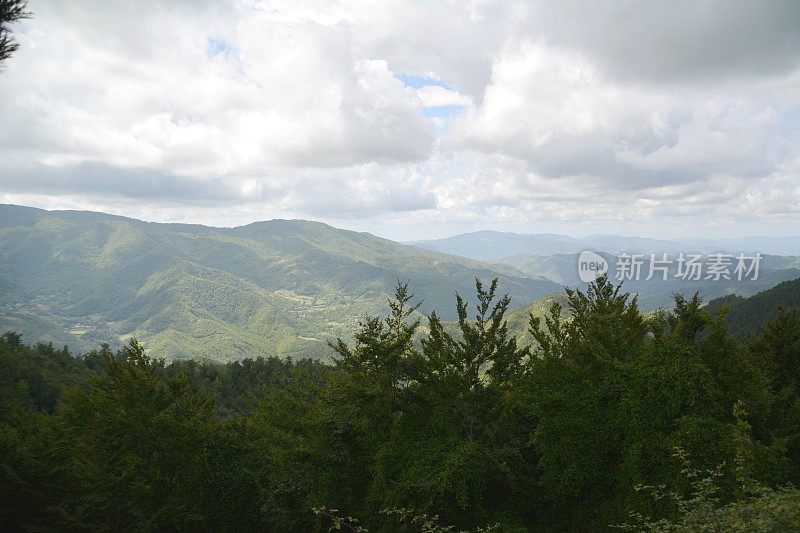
[{"x1": 1, "y1": 0, "x2": 799, "y2": 240}]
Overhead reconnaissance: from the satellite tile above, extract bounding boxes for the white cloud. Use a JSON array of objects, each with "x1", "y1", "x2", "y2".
[
  {"x1": 453, "y1": 39, "x2": 800, "y2": 190},
  {"x1": 415, "y1": 85, "x2": 472, "y2": 109},
  {"x1": 0, "y1": 0, "x2": 433, "y2": 175},
  {"x1": 0, "y1": 0, "x2": 799, "y2": 239}
]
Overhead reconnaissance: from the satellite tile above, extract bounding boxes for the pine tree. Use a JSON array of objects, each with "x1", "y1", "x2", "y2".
[{"x1": 0, "y1": 0, "x2": 29, "y2": 65}]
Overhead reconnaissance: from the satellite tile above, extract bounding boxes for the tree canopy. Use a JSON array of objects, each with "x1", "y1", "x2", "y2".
[{"x1": 2, "y1": 276, "x2": 800, "y2": 531}]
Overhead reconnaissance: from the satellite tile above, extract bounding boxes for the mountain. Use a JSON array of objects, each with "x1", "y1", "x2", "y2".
[
  {"x1": 0, "y1": 205, "x2": 560, "y2": 362},
  {"x1": 503, "y1": 251, "x2": 800, "y2": 310},
  {"x1": 696, "y1": 236, "x2": 800, "y2": 256},
  {"x1": 413, "y1": 231, "x2": 800, "y2": 310},
  {"x1": 706, "y1": 278, "x2": 800, "y2": 336},
  {"x1": 412, "y1": 231, "x2": 800, "y2": 261},
  {"x1": 411, "y1": 231, "x2": 586, "y2": 260}
]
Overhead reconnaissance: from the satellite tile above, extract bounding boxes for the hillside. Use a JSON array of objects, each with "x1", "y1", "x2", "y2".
[
  {"x1": 0, "y1": 205, "x2": 560, "y2": 361},
  {"x1": 707, "y1": 277, "x2": 800, "y2": 336}
]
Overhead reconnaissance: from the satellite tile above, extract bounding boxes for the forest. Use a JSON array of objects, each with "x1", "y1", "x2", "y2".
[{"x1": 2, "y1": 275, "x2": 800, "y2": 531}]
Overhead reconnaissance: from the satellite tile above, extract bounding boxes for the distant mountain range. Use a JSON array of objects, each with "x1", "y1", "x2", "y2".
[
  {"x1": 502, "y1": 251, "x2": 800, "y2": 310},
  {"x1": 411, "y1": 230, "x2": 800, "y2": 310},
  {"x1": 411, "y1": 230, "x2": 800, "y2": 260},
  {"x1": 0, "y1": 205, "x2": 559, "y2": 361}
]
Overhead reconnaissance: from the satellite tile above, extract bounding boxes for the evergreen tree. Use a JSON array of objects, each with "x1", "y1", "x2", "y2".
[{"x1": 0, "y1": 0, "x2": 29, "y2": 65}]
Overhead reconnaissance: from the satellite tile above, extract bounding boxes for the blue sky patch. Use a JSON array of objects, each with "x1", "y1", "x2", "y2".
[
  {"x1": 396, "y1": 73, "x2": 452, "y2": 90},
  {"x1": 396, "y1": 73, "x2": 463, "y2": 118},
  {"x1": 420, "y1": 105, "x2": 464, "y2": 118},
  {"x1": 206, "y1": 37, "x2": 230, "y2": 58}
]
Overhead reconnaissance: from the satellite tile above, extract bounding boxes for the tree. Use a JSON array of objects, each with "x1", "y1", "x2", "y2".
[
  {"x1": 524, "y1": 278, "x2": 773, "y2": 528},
  {"x1": 406, "y1": 279, "x2": 531, "y2": 528},
  {"x1": 751, "y1": 307, "x2": 800, "y2": 393},
  {"x1": 529, "y1": 274, "x2": 646, "y2": 367},
  {"x1": 749, "y1": 307, "x2": 800, "y2": 484},
  {"x1": 53, "y1": 340, "x2": 260, "y2": 530},
  {"x1": 330, "y1": 281, "x2": 423, "y2": 408},
  {"x1": 0, "y1": 0, "x2": 29, "y2": 65},
  {"x1": 620, "y1": 405, "x2": 800, "y2": 532},
  {"x1": 422, "y1": 278, "x2": 527, "y2": 439}
]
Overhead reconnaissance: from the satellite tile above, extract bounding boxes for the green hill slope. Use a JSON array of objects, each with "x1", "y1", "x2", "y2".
[
  {"x1": 706, "y1": 277, "x2": 800, "y2": 336},
  {"x1": 0, "y1": 205, "x2": 560, "y2": 361}
]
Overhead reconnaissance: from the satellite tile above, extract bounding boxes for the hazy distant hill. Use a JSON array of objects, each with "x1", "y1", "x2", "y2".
[
  {"x1": 707, "y1": 278, "x2": 800, "y2": 336},
  {"x1": 413, "y1": 231, "x2": 800, "y2": 310},
  {"x1": 412, "y1": 230, "x2": 800, "y2": 261},
  {"x1": 502, "y1": 251, "x2": 800, "y2": 310},
  {"x1": 0, "y1": 205, "x2": 560, "y2": 361},
  {"x1": 411, "y1": 231, "x2": 585, "y2": 260}
]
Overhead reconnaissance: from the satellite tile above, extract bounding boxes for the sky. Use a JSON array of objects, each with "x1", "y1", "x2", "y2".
[{"x1": 1, "y1": 0, "x2": 799, "y2": 241}]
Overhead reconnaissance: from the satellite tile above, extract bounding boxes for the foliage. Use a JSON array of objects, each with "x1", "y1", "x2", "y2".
[
  {"x1": 0, "y1": 0, "x2": 28, "y2": 65},
  {"x1": 619, "y1": 406, "x2": 800, "y2": 532},
  {"x1": 313, "y1": 506, "x2": 501, "y2": 532},
  {"x1": 707, "y1": 277, "x2": 800, "y2": 337},
  {"x1": 2, "y1": 275, "x2": 800, "y2": 531}
]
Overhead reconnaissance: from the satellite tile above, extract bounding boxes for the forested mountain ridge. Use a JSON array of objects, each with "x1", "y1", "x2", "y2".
[
  {"x1": 707, "y1": 277, "x2": 800, "y2": 336},
  {"x1": 0, "y1": 204, "x2": 559, "y2": 361}
]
